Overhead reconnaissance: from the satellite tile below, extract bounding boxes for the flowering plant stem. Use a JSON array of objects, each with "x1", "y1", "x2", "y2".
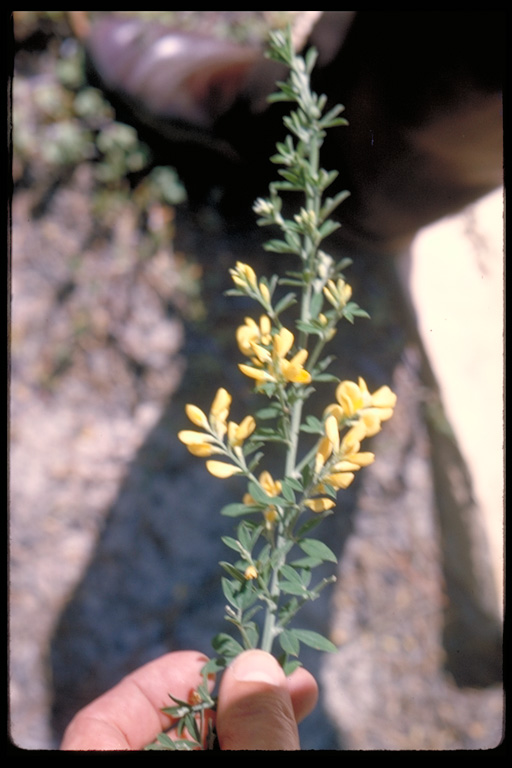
[{"x1": 146, "y1": 25, "x2": 396, "y2": 751}]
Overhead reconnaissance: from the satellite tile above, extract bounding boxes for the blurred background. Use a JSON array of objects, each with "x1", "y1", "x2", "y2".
[{"x1": 9, "y1": 12, "x2": 504, "y2": 751}]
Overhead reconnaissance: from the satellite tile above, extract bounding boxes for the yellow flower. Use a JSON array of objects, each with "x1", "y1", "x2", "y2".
[
  {"x1": 227, "y1": 415, "x2": 256, "y2": 447},
  {"x1": 280, "y1": 348, "x2": 312, "y2": 384},
  {"x1": 259, "y1": 471, "x2": 282, "y2": 497},
  {"x1": 272, "y1": 329, "x2": 311, "y2": 384},
  {"x1": 179, "y1": 388, "x2": 236, "y2": 455},
  {"x1": 324, "y1": 414, "x2": 340, "y2": 452},
  {"x1": 272, "y1": 327, "x2": 294, "y2": 360},
  {"x1": 244, "y1": 565, "x2": 258, "y2": 580},
  {"x1": 304, "y1": 497, "x2": 336, "y2": 513},
  {"x1": 205, "y1": 460, "x2": 242, "y2": 479},
  {"x1": 230, "y1": 261, "x2": 258, "y2": 291},
  {"x1": 326, "y1": 377, "x2": 396, "y2": 437},
  {"x1": 314, "y1": 414, "x2": 375, "y2": 493},
  {"x1": 185, "y1": 404, "x2": 210, "y2": 430},
  {"x1": 238, "y1": 326, "x2": 311, "y2": 386},
  {"x1": 236, "y1": 316, "x2": 272, "y2": 357},
  {"x1": 238, "y1": 364, "x2": 275, "y2": 383},
  {"x1": 323, "y1": 278, "x2": 352, "y2": 310},
  {"x1": 259, "y1": 281, "x2": 271, "y2": 305},
  {"x1": 322, "y1": 471, "x2": 355, "y2": 490},
  {"x1": 243, "y1": 471, "x2": 281, "y2": 528},
  {"x1": 210, "y1": 387, "x2": 232, "y2": 432},
  {"x1": 177, "y1": 430, "x2": 218, "y2": 457},
  {"x1": 263, "y1": 506, "x2": 278, "y2": 527},
  {"x1": 315, "y1": 436, "x2": 333, "y2": 474}
]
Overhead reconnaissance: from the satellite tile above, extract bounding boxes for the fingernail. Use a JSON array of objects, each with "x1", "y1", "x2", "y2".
[{"x1": 230, "y1": 650, "x2": 285, "y2": 685}]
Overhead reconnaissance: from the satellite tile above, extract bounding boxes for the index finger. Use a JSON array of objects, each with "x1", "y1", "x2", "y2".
[{"x1": 60, "y1": 650, "x2": 212, "y2": 750}]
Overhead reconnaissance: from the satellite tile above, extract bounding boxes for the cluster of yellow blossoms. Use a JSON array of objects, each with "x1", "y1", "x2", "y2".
[
  {"x1": 237, "y1": 320, "x2": 312, "y2": 386},
  {"x1": 307, "y1": 377, "x2": 397, "y2": 512},
  {"x1": 177, "y1": 387, "x2": 254, "y2": 479},
  {"x1": 178, "y1": 375, "x2": 396, "y2": 515},
  {"x1": 178, "y1": 260, "x2": 396, "y2": 518}
]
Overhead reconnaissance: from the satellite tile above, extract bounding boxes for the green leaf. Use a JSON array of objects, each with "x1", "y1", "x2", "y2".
[
  {"x1": 300, "y1": 415, "x2": 324, "y2": 434},
  {"x1": 342, "y1": 302, "x2": 371, "y2": 323},
  {"x1": 279, "y1": 581, "x2": 309, "y2": 597},
  {"x1": 313, "y1": 373, "x2": 340, "y2": 383},
  {"x1": 221, "y1": 577, "x2": 239, "y2": 607},
  {"x1": 201, "y1": 656, "x2": 227, "y2": 675},
  {"x1": 298, "y1": 538, "x2": 338, "y2": 563},
  {"x1": 280, "y1": 564, "x2": 303, "y2": 583},
  {"x1": 280, "y1": 479, "x2": 296, "y2": 503},
  {"x1": 279, "y1": 629, "x2": 300, "y2": 656},
  {"x1": 290, "y1": 628, "x2": 338, "y2": 653},
  {"x1": 220, "y1": 503, "x2": 254, "y2": 517},
  {"x1": 319, "y1": 190, "x2": 351, "y2": 221},
  {"x1": 318, "y1": 219, "x2": 341, "y2": 239},
  {"x1": 146, "y1": 732, "x2": 179, "y2": 750},
  {"x1": 211, "y1": 633, "x2": 244, "y2": 658},
  {"x1": 246, "y1": 480, "x2": 286, "y2": 506},
  {"x1": 290, "y1": 555, "x2": 323, "y2": 569},
  {"x1": 255, "y1": 405, "x2": 282, "y2": 420},
  {"x1": 295, "y1": 515, "x2": 325, "y2": 539},
  {"x1": 273, "y1": 292, "x2": 298, "y2": 316},
  {"x1": 237, "y1": 520, "x2": 262, "y2": 553},
  {"x1": 282, "y1": 657, "x2": 303, "y2": 676},
  {"x1": 221, "y1": 535, "x2": 243, "y2": 554},
  {"x1": 264, "y1": 238, "x2": 298, "y2": 254},
  {"x1": 219, "y1": 562, "x2": 245, "y2": 582}
]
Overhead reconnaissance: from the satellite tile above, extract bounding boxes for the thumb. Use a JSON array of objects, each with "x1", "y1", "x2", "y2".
[{"x1": 216, "y1": 650, "x2": 302, "y2": 750}]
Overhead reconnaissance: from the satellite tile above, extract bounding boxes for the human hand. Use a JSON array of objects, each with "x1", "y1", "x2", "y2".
[{"x1": 60, "y1": 649, "x2": 318, "y2": 750}]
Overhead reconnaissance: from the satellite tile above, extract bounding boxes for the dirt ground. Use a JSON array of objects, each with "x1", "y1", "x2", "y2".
[{"x1": 9, "y1": 13, "x2": 504, "y2": 752}]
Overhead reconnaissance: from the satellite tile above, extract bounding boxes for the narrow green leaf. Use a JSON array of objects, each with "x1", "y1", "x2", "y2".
[
  {"x1": 280, "y1": 564, "x2": 303, "y2": 583},
  {"x1": 219, "y1": 562, "x2": 245, "y2": 582},
  {"x1": 221, "y1": 535, "x2": 243, "y2": 554},
  {"x1": 282, "y1": 658, "x2": 303, "y2": 676},
  {"x1": 279, "y1": 629, "x2": 300, "y2": 656},
  {"x1": 221, "y1": 577, "x2": 239, "y2": 608},
  {"x1": 290, "y1": 628, "x2": 338, "y2": 653},
  {"x1": 211, "y1": 633, "x2": 244, "y2": 658},
  {"x1": 298, "y1": 538, "x2": 338, "y2": 563},
  {"x1": 279, "y1": 581, "x2": 309, "y2": 597},
  {"x1": 220, "y1": 503, "x2": 254, "y2": 517},
  {"x1": 300, "y1": 415, "x2": 324, "y2": 434},
  {"x1": 201, "y1": 656, "x2": 227, "y2": 675}
]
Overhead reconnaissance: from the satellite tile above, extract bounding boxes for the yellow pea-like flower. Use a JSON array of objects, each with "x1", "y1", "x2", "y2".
[
  {"x1": 210, "y1": 387, "x2": 232, "y2": 422},
  {"x1": 335, "y1": 380, "x2": 365, "y2": 417},
  {"x1": 186, "y1": 443, "x2": 216, "y2": 457},
  {"x1": 304, "y1": 497, "x2": 336, "y2": 513},
  {"x1": 244, "y1": 565, "x2": 258, "y2": 580},
  {"x1": 259, "y1": 281, "x2": 271, "y2": 305},
  {"x1": 177, "y1": 430, "x2": 216, "y2": 446},
  {"x1": 230, "y1": 261, "x2": 258, "y2": 291},
  {"x1": 272, "y1": 327, "x2": 295, "y2": 360},
  {"x1": 280, "y1": 349, "x2": 312, "y2": 384},
  {"x1": 323, "y1": 471, "x2": 355, "y2": 490},
  {"x1": 259, "y1": 470, "x2": 282, "y2": 497},
  {"x1": 205, "y1": 460, "x2": 242, "y2": 479},
  {"x1": 238, "y1": 364, "x2": 276, "y2": 383},
  {"x1": 324, "y1": 414, "x2": 340, "y2": 452},
  {"x1": 315, "y1": 436, "x2": 333, "y2": 474},
  {"x1": 323, "y1": 277, "x2": 352, "y2": 310},
  {"x1": 263, "y1": 506, "x2": 278, "y2": 527},
  {"x1": 227, "y1": 415, "x2": 256, "y2": 447},
  {"x1": 185, "y1": 404, "x2": 209, "y2": 430}
]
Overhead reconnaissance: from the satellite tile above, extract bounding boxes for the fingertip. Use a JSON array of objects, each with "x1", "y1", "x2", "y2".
[
  {"x1": 287, "y1": 666, "x2": 319, "y2": 723},
  {"x1": 216, "y1": 650, "x2": 301, "y2": 750}
]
